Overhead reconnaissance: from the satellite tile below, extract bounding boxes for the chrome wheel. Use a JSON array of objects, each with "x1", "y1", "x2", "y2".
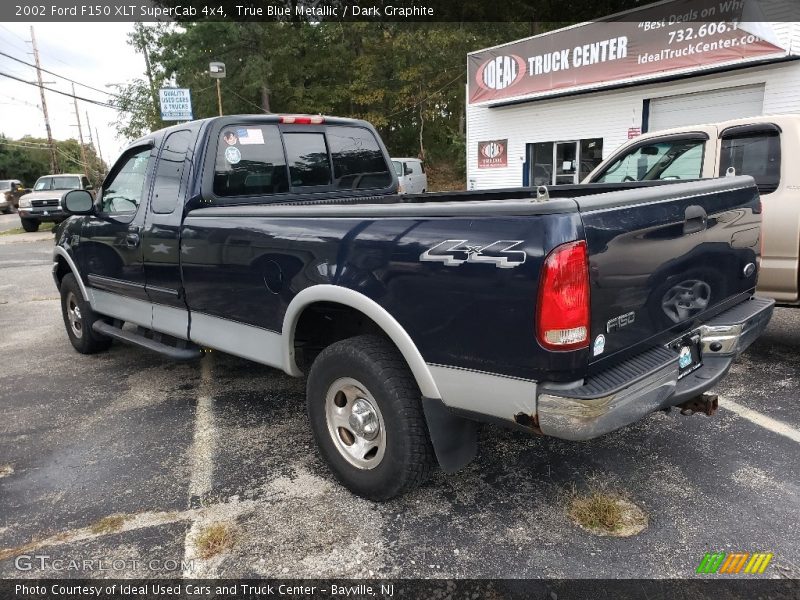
[
  {"x1": 66, "y1": 291, "x2": 83, "y2": 338},
  {"x1": 324, "y1": 377, "x2": 386, "y2": 470}
]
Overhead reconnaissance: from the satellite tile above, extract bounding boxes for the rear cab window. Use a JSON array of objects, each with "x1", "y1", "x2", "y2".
[
  {"x1": 211, "y1": 121, "x2": 392, "y2": 200},
  {"x1": 718, "y1": 126, "x2": 781, "y2": 194}
]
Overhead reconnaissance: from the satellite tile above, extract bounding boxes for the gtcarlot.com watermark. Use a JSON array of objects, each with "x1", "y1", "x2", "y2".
[{"x1": 15, "y1": 554, "x2": 193, "y2": 573}]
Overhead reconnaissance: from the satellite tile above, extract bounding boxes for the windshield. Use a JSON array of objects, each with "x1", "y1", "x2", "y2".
[
  {"x1": 0, "y1": 180, "x2": 12, "y2": 191},
  {"x1": 34, "y1": 176, "x2": 82, "y2": 191},
  {"x1": 392, "y1": 161, "x2": 402, "y2": 176}
]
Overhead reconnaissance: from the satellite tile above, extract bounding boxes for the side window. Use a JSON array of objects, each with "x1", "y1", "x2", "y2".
[
  {"x1": 594, "y1": 139, "x2": 704, "y2": 183},
  {"x1": 152, "y1": 130, "x2": 192, "y2": 214},
  {"x1": 719, "y1": 131, "x2": 780, "y2": 194},
  {"x1": 100, "y1": 148, "x2": 150, "y2": 215},
  {"x1": 213, "y1": 125, "x2": 288, "y2": 197},
  {"x1": 327, "y1": 126, "x2": 392, "y2": 189},
  {"x1": 284, "y1": 132, "x2": 332, "y2": 187},
  {"x1": 418, "y1": 161, "x2": 425, "y2": 174},
  {"x1": 659, "y1": 143, "x2": 704, "y2": 180}
]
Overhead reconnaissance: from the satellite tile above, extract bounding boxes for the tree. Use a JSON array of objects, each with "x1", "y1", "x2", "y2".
[{"x1": 109, "y1": 21, "x2": 539, "y2": 182}]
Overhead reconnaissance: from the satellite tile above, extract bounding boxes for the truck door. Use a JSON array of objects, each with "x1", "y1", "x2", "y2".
[
  {"x1": 717, "y1": 123, "x2": 795, "y2": 301},
  {"x1": 141, "y1": 129, "x2": 194, "y2": 338},
  {"x1": 79, "y1": 144, "x2": 153, "y2": 315}
]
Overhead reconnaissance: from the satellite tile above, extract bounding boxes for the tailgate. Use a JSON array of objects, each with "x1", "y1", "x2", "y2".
[{"x1": 577, "y1": 176, "x2": 761, "y2": 367}]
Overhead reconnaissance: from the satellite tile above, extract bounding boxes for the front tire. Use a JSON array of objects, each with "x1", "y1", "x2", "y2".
[
  {"x1": 306, "y1": 335, "x2": 435, "y2": 500},
  {"x1": 20, "y1": 218, "x2": 39, "y2": 232},
  {"x1": 60, "y1": 273, "x2": 112, "y2": 354}
]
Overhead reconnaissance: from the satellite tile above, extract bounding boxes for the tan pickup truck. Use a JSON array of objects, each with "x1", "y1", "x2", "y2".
[{"x1": 585, "y1": 115, "x2": 800, "y2": 306}]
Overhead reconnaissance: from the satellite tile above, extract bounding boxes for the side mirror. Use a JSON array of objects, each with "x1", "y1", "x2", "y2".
[{"x1": 63, "y1": 189, "x2": 94, "y2": 215}]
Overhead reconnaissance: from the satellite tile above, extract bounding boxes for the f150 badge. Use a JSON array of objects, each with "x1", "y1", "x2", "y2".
[{"x1": 420, "y1": 239, "x2": 526, "y2": 269}]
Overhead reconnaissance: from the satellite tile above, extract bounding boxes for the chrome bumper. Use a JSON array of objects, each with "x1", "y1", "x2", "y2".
[{"x1": 536, "y1": 297, "x2": 775, "y2": 441}]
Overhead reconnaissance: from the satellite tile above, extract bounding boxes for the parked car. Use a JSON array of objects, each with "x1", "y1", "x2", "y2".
[
  {"x1": 52, "y1": 115, "x2": 772, "y2": 500},
  {"x1": 584, "y1": 114, "x2": 800, "y2": 306},
  {"x1": 0, "y1": 179, "x2": 24, "y2": 213},
  {"x1": 392, "y1": 157, "x2": 427, "y2": 193},
  {"x1": 17, "y1": 174, "x2": 92, "y2": 232}
]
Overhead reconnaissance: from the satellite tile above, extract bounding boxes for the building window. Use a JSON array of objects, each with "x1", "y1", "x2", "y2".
[{"x1": 528, "y1": 138, "x2": 603, "y2": 185}]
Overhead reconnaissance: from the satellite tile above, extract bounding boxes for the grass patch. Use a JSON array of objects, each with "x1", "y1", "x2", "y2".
[
  {"x1": 0, "y1": 222, "x2": 54, "y2": 236},
  {"x1": 569, "y1": 491, "x2": 625, "y2": 531},
  {"x1": 0, "y1": 464, "x2": 14, "y2": 478},
  {"x1": 195, "y1": 523, "x2": 236, "y2": 559},
  {"x1": 567, "y1": 484, "x2": 648, "y2": 537},
  {"x1": 89, "y1": 514, "x2": 127, "y2": 535}
]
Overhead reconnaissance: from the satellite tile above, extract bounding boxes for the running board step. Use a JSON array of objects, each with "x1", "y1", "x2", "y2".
[{"x1": 92, "y1": 321, "x2": 203, "y2": 361}]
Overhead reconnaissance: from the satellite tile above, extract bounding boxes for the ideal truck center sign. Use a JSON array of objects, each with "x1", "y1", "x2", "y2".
[
  {"x1": 159, "y1": 88, "x2": 193, "y2": 121},
  {"x1": 467, "y1": 0, "x2": 786, "y2": 105}
]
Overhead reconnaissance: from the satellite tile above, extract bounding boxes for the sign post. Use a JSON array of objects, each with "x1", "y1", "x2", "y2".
[
  {"x1": 159, "y1": 88, "x2": 193, "y2": 121},
  {"x1": 209, "y1": 62, "x2": 226, "y2": 117}
]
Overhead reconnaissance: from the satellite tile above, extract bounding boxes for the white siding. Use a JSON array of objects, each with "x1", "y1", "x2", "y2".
[{"x1": 466, "y1": 59, "x2": 800, "y2": 190}]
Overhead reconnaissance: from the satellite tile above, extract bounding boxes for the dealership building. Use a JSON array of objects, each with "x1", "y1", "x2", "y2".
[{"x1": 465, "y1": 7, "x2": 800, "y2": 189}]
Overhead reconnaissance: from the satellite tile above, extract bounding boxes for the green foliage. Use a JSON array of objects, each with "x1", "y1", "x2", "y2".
[
  {"x1": 0, "y1": 135, "x2": 106, "y2": 186},
  {"x1": 111, "y1": 22, "x2": 551, "y2": 177}
]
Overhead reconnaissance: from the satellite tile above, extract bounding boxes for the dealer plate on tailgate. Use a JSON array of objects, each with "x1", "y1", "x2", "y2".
[{"x1": 669, "y1": 332, "x2": 702, "y2": 378}]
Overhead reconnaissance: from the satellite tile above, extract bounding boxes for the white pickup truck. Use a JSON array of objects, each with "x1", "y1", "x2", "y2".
[{"x1": 585, "y1": 114, "x2": 800, "y2": 306}]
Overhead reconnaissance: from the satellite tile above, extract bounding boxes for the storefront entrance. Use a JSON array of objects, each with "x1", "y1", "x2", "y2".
[{"x1": 527, "y1": 138, "x2": 603, "y2": 186}]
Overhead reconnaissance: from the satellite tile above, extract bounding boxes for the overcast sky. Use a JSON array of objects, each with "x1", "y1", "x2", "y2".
[{"x1": 0, "y1": 22, "x2": 142, "y2": 167}]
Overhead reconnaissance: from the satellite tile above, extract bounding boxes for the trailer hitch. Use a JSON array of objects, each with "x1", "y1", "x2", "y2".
[{"x1": 678, "y1": 393, "x2": 718, "y2": 416}]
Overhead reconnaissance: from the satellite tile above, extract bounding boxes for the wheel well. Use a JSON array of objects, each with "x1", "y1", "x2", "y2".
[
  {"x1": 293, "y1": 302, "x2": 384, "y2": 371},
  {"x1": 54, "y1": 256, "x2": 71, "y2": 289}
]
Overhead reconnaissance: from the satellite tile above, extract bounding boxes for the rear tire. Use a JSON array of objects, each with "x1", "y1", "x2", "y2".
[
  {"x1": 20, "y1": 218, "x2": 39, "y2": 232},
  {"x1": 60, "y1": 273, "x2": 112, "y2": 354},
  {"x1": 306, "y1": 334, "x2": 435, "y2": 500}
]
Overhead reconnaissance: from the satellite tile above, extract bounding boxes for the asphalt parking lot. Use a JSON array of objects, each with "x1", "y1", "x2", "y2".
[{"x1": 0, "y1": 229, "x2": 798, "y2": 580}]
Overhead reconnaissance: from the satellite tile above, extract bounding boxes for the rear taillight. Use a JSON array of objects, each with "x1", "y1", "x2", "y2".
[
  {"x1": 536, "y1": 240, "x2": 590, "y2": 351},
  {"x1": 279, "y1": 115, "x2": 324, "y2": 124}
]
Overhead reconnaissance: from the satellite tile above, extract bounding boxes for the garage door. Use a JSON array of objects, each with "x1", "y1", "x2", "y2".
[{"x1": 648, "y1": 84, "x2": 765, "y2": 132}]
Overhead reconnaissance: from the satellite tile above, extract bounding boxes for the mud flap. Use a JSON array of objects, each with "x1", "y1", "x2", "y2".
[{"x1": 421, "y1": 397, "x2": 478, "y2": 473}]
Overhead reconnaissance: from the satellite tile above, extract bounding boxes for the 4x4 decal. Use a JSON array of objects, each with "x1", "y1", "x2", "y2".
[{"x1": 420, "y1": 239, "x2": 526, "y2": 269}]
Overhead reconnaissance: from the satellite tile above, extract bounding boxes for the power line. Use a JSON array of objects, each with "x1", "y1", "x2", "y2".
[
  {"x1": 228, "y1": 88, "x2": 270, "y2": 114},
  {"x1": 383, "y1": 69, "x2": 466, "y2": 120},
  {"x1": 0, "y1": 49, "x2": 123, "y2": 101},
  {"x1": 0, "y1": 70, "x2": 118, "y2": 109}
]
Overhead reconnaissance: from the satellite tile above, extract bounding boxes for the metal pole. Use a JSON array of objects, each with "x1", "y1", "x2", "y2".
[
  {"x1": 30, "y1": 26, "x2": 59, "y2": 173},
  {"x1": 216, "y1": 79, "x2": 223, "y2": 116}
]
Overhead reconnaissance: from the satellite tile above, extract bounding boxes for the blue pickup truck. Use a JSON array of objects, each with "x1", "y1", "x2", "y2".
[{"x1": 52, "y1": 115, "x2": 773, "y2": 499}]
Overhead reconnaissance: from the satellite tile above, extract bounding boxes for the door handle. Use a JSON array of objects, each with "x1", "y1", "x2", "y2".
[
  {"x1": 683, "y1": 205, "x2": 707, "y2": 235},
  {"x1": 125, "y1": 227, "x2": 141, "y2": 248}
]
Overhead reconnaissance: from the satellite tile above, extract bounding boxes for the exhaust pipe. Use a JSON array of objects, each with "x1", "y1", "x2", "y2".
[{"x1": 678, "y1": 393, "x2": 718, "y2": 416}]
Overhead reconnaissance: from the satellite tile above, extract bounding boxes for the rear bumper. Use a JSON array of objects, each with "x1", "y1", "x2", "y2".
[{"x1": 536, "y1": 296, "x2": 775, "y2": 441}]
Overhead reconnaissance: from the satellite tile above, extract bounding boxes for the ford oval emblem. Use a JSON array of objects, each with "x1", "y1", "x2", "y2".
[{"x1": 743, "y1": 262, "x2": 756, "y2": 278}]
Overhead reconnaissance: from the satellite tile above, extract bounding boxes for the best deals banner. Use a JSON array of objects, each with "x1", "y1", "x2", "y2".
[{"x1": 467, "y1": 0, "x2": 786, "y2": 105}]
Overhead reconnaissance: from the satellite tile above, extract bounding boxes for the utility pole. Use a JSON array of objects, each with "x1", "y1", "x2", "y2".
[
  {"x1": 94, "y1": 127, "x2": 104, "y2": 167},
  {"x1": 85, "y1": 111, "x2": 93, "y2": 146},
  {"x1": 30, "y1": 26, "x2": 59, "y2": 173},
  {"x1": 71, "y1": 83, "x2": 89, "y2": 176}
]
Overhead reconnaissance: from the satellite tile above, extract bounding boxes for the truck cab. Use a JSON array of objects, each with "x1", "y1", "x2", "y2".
[{"x1": 585, "y1": 114, "x2": 800, "y2": 305}]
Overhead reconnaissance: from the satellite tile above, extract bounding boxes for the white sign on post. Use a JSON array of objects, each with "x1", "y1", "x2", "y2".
[{"x1": 159, "y1": 88, "x2": 193, "y2": 121}]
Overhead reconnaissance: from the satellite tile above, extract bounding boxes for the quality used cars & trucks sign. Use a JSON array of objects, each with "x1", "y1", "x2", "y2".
[{"x1": 467, "y1": 0, "x2": 787, "y2": 104}]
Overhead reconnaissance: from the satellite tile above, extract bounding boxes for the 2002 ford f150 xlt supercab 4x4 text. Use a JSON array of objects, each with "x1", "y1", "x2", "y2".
[{"x1": 51, "y1": 115, "x2": 774, "y2": 500}]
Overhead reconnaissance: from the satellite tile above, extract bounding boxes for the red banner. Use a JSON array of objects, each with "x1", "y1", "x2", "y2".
[{"x1": 468, "y1": 1, "x2": 786, "y2": 105}]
